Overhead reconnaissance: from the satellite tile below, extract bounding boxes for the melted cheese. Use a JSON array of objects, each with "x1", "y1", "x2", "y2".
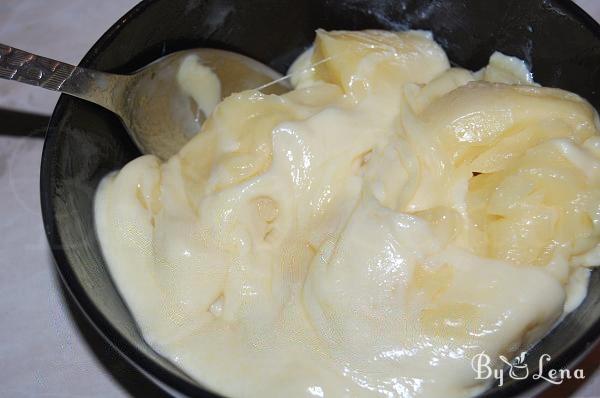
[
  {"x1": 95, "y1": 30, "x2": 600, "y2": 398},
  {"x1": 177, "y1": 55, "x2": 222, "y2": 121}
]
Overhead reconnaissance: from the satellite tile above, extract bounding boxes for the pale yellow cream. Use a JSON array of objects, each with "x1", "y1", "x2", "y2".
[{"x1": 95, "y1": 30, "x2": 600, "y2": 398}]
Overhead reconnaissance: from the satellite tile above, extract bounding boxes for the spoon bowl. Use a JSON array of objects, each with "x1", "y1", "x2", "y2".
[{"x1": 121, "y1": 48, "x2": 290, "y2": 159}]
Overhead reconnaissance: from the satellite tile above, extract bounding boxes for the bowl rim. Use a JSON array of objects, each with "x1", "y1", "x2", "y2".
[{"x1": 40, "y1": 0, "x2": 600, "y2": 397}]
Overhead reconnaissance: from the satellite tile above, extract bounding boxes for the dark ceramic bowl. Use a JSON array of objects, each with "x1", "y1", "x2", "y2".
[{"x1": 41, "y1": 0, "x2": 600, "y2": 397}]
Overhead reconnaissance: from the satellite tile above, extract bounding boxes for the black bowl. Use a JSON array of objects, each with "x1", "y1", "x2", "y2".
[{"x1": 41, "y1": 0, "x2": 600, "y2": 397}]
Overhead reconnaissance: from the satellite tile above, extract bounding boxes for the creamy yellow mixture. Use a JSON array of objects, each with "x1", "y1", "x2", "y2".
[{"x1": 95, "y1": 30, "x2": 600, "y2": 397}]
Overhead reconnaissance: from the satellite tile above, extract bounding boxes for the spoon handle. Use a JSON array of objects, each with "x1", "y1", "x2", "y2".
[{"x1": 0, "y1": 43, "x2": 129, "y2": 113}]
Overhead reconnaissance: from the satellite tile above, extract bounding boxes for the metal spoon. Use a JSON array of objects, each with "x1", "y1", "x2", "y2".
[{"x1": 0, "y1": 44, "x2": 290, "y2": 159}]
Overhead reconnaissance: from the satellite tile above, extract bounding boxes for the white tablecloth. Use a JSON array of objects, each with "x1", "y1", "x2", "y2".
[{"x1": 0, "y1": 1, "x2": 598, "y2": 397}]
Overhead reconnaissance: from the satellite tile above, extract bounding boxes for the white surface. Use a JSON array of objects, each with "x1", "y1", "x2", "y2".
[
  {"x1": 0, "y1": 136, "x2": 163, "y2": 398},
  {"x1": 0, "y1": 1, "x2": 599, "y2": 397}
]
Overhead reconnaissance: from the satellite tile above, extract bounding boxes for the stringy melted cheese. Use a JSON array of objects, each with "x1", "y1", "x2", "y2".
[{"x1": 95, "y1": 30, "x2": 600, "y2": 398}]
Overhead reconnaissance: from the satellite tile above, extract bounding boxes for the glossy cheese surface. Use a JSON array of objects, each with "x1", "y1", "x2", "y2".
[{"x1": 95, "y1": 30, "x2": 600, "y2": 398}]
